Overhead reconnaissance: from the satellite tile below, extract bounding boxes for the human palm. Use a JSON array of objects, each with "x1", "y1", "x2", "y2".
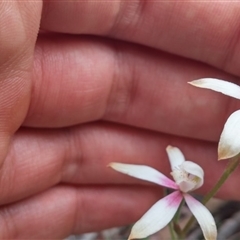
[{"x1": 0, "y1": 2, "x2": 240, "y2": 238}]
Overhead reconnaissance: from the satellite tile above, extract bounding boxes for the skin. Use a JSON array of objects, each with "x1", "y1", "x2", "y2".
[{"x1": 1, "y1": 1, "x2": 240, "y2": 238}]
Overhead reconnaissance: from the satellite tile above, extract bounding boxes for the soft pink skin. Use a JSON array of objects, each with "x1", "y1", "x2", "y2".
[{"x1": 1, "y1": 1, "x2": 240, "y2": 238}]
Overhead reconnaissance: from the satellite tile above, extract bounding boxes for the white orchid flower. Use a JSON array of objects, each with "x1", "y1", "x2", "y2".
[
  {"x1": 109, "y1": 146, "x2": 217, "y2": 240},
  {"x1": 189, "y1": 78, "x2": 240, "y2": 160}
]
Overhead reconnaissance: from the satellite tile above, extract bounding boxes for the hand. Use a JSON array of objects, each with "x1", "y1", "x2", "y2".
[{"x1": 1, "y1": 1, "x2": 239, "y2": 238}]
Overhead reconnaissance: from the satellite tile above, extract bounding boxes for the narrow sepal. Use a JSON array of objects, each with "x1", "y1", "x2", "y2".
[
  {"x1": 109, "y1": 163, "x2": 178, "y2": 189},
  {"x1": 129, "y1": 191, "x2": 182, "y2": 239},
  {"x1": 189, "y1": 78, "x2": 240, "y2": 100},
  {"x1": 166, "y1": 145, "x2": 185, "y2": 170},
  {"x1": 184, "y1": 194, "x2": 217, "y2": 240}
]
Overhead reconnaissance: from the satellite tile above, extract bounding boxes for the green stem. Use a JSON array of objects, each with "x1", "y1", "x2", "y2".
[
  {"x1": 169, "y1": 199, "x2": 186, "y2": 239},
  {"x1": 173, "y1": 199, "x2": 185, "y2": 224},
  {"x1": 173, "y1": 199, "x2": 185, "y2": 239},
  {"x1": 182, "y1": 155, "x2": 240, "y2": 235},
  {"x1": 173, "y1": 222, "x2": 184, "y2": 239},
  {"x1": 169, "y1": 222, "x2": 177, "y2": 240}
]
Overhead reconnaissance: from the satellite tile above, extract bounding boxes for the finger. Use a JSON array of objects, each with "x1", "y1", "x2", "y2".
[
  {"x1": 28, "y1": 35, "x2": 239, "y2": 141},
  {"x1": 0, "y1": 1, "x2": 42, "y2": 162},
  {"x1": 0, "y1": 185, "x2": 161, "y2": 239},
  {"x1": 1, "y1": 122, "x2": 238, "y2": 205},
  {"x1": 40, "y1": 1, "x2": 240, "y2": 75}
]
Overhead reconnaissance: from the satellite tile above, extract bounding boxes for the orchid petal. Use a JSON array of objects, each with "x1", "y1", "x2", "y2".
[
  {"x1": 166, "y1": 145, "x2": 185, "y2": 170},
  {"x1": 129, "y1": 191, "x2": 182, "y2": 239},
  {"x1": 182, "y1": 161, "x2": 204, "y2": 189},
  {"x1": 171, "y1": 161, "x2": 203, "y2": 193},
  {"x1": 189, "y1": 78, "x2": 240, "y2": 100},
  {"x1": 218, "y1": 110, "x2": 240, "y2": 160},
  {"x1": 109, "y1": 163, "x2": 178, "y2": 189},
  {"x1": 184, "y1": 194, "x2": 217, "y2": 240},
  {"x1": 182, "y1": 161, "x2": 204, "y2": 180}
]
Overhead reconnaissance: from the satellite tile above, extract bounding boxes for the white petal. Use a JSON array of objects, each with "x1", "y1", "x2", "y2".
[
  {"x1": 182, "y1": 161, "x2": 204, "y2": 189},
  {"x1": 109, "y1": 163, "x2": 178, "y2": 189},
  {"x1": 189, "y1": 78, "x2": 240, "y2": 100},
  {"x1": 218, "y1": 110, "x2": 240, "y2": 159},
  {"x1": 184, "y1": 194, "x2": 217, "y2": 240},
  {"x1": 171, "y1": 161, "x2": 204, "y2": 193},
  {"x1": 166, "y1": 145, "x2": 185, "y2": 170},
  {"x1": 129, "y1": 191, "x2": 182, "y2": 239}
]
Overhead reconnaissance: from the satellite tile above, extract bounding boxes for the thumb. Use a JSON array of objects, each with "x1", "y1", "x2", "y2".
[{"x1": 0, "y1": 1, "x2": 42, "y2": 162}]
